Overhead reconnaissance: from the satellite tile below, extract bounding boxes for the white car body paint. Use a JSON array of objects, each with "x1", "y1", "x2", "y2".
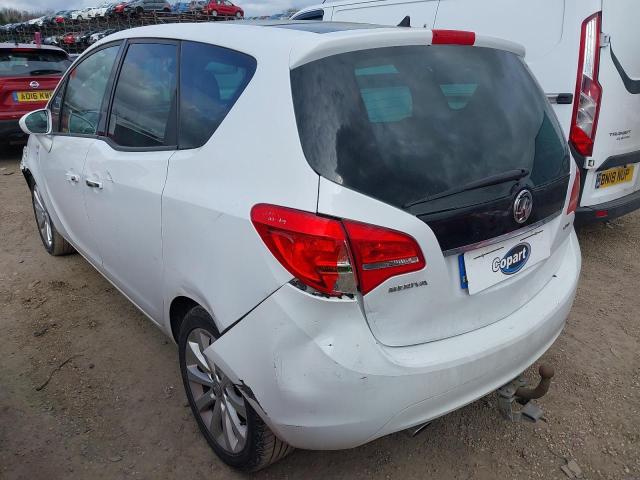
[
  {"x1": 293, "y1": 0, "x2": 640, "y2": 219},
  {"x1": 21, "y1": 22, "x2": 581, "y2": 451},
  {"x1": 87, "y1": 3, "x2": 112, "y2": 18},
  {"x1": 204, "y1": 231, "x2": 579, "y2": 449}
]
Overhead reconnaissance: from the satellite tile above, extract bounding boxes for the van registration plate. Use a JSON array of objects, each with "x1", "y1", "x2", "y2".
[{"x1": 595, "y1": 165, "x2": 635, "y2": 189}]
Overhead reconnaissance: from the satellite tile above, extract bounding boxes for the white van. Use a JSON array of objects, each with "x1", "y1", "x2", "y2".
[{"x1": 292, "y1": 0, "x2": 640, "y2": 224}]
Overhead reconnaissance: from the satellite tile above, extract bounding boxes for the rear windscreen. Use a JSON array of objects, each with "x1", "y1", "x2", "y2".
[
  {"x1": 291, "y1": 45, "x2": 569, "y2": 212},
  {"x1": 0, "y1": 49, "x2": 71, "y2": 77}
]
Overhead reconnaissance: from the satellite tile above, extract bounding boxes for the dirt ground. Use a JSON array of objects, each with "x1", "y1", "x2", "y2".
[{"x1": 0, "y1": 144, "x2": 638, "y2": 480}]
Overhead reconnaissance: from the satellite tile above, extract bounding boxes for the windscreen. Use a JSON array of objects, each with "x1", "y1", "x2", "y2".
[
  {"x1": 291, "y1": 45, "x2": 569, "y2": 216},
  {"x1": 0, "y1": 49, "x2": 71, "y2": 77}
]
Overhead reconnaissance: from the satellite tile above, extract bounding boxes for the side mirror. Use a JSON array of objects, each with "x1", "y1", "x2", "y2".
[{"x1": 19, "y1": 109, "x2": 51, "y2": 135}]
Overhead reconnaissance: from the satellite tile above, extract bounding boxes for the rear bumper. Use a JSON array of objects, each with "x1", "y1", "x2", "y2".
[
  {"x1": 204, "y1": 232, "x2": 581, "y2": 450},
  {"x1": 576, "y1": 188, "x2": 640, "y2": 225}
]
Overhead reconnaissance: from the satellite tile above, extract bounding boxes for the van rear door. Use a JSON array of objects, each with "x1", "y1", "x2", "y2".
[
  {"x1": 580, "y1": 0, "x2": 640, "y2": 207},
  {"x1": 434, "y1": 0, "x2": 566, "y2": 63},
  {"x1": 331, "y1": 0, "x2": 439, "y2": 29}
]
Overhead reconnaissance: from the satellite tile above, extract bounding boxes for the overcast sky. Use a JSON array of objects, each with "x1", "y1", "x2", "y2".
[{"x1": 0, "y1": 0, "x2": 319, "y2": 17}]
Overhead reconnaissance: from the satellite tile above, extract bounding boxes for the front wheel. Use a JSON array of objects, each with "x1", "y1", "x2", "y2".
[
  {"x1": 31, "y1": 184, "x2": 75, "y2": 256},
  {"x1": 178, "y1": 306, "x2": 293, "y2": 471},
  {"x1": 235, "y1": 11, "x2": 242, "y2": 18}
]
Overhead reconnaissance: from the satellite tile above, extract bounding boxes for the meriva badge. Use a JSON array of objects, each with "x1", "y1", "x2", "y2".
[{"x1": 492, "y1": 243, "x2": 530, "y2": 275}]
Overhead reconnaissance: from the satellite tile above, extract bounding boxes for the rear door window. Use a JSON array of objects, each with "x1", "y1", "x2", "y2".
[
  {"x1": 107, "y1": 42, "x2": 178, "y2": 148},
  {"x1": 178, "y1": 41, "x2": 256, "y2": 149}
]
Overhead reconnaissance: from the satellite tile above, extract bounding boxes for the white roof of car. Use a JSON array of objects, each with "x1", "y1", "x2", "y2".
[{"x1": 94, "y1": 21, "x2": 526, "y2": 67}]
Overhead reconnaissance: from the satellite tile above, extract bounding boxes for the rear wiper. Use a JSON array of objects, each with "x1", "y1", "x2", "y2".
[
  {"x1": 403, "y1": 168, "x2": 530, "y2": 208},
  {"x1": 29, "y1": 69, "x2": 63, "y2": 75}
]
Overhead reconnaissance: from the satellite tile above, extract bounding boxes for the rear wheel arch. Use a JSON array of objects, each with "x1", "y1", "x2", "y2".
[
  {"x1": 169, "y1": 296, "x2": 200, "y2": 342},
  {"x1": 177, "y1": 302, "x2": 293, "y2": 470},
  {"x1": 170, "y1": 296, "x2": 226, "y2": 342},
  {"x1": 22, "y1": 168, "x2": 36, "y2": 191}
]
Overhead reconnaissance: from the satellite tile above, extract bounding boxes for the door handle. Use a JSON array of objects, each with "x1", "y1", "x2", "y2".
[
  {"x1": 85, "y1": 179, "x2": 103, "y2": 189},
  {"x1": 65, "y1": 172, "x2": 80, "y2": 183}
]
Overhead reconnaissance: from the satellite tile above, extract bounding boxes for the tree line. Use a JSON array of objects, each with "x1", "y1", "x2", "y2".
[{"x1": 0, "y1": 7, "x2": 52, "y2": 25}]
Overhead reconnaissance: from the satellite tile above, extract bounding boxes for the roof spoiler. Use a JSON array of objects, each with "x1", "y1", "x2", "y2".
[{"x1": 397, "y1": 16, "x2": 410, "y2": 27}]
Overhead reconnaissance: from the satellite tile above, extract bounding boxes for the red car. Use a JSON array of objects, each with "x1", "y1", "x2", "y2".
[
  {"x1": 62, "y1": 33, "x2": 76, "y2": 45},
  {"x1": 202, "y1": 0, "x2": 243, "y2": 18},
  {"x1": 0, "y1": 44, "x2": 71, "y2": 144}
]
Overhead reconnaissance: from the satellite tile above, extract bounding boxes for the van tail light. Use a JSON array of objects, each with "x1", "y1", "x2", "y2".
[
  {"x1": 570, "y1": 12, "x2": 602, "y2": 157},
  {"x1": 567, "y1": 168, "x2": 581, "y2": 215},
  {"x1": 251, "y1": 204, "x2": 425, "y2": 296}
]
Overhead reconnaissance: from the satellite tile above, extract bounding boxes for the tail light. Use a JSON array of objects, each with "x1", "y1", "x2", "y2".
[
  {"x1": 567, "y1": 168, "x2": 581, "y2": 215},
  {"x1": 342, "y1": 220, "x2": 426, "y2": 295},
  {"x1": 251, "y1": 204, "x2": 425, "y2": 296},
  {"x1": 570, "y1": 12, "x2": 602, "y2": 157}
]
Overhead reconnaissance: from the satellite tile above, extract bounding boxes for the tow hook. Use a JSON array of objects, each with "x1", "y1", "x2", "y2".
[{"x1": 496, "y1": 365, "x2": 555, "y2": 423}]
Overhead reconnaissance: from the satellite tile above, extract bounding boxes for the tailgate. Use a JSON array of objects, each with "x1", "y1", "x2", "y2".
[
  {"x1": 292, "y1": 44, "x2": 572, "y2": 346},
  {"x1": 582, "y1": 0, "x2": 640, "y2": 206},
  {"x1": 318, "y1": 180, "x2": 573, "y2": 346}
]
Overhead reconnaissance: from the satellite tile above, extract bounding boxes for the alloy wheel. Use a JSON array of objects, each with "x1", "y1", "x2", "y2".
[{"x1": 185, "y1": 328, "x2": 248, "y2": 453}]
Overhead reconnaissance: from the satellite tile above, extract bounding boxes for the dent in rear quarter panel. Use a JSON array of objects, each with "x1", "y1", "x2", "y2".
[{"x1": 160, "y1": 54, "x2": 321, "y2": 333}]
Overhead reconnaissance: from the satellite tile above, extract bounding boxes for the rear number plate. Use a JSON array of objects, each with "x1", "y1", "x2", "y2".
[
  {"x1": 595, "y1": 165, "x2": 635, "y2": 189},
  {"x1": 13, "y1": 91, "x2": 52, "y2": 103},
  {"x1": 462, "y1": 227, "x2": 551, "y2": 295}
]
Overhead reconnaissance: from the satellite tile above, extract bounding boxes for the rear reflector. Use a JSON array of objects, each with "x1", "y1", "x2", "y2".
[
  {"x1": 251, "y1": 204, "x2": 425, "y2": 296},
  {"x1": 595, "y1": 210, "x2": 608, "y2": 218},
  {"x1": 567, "y1": 168, "x2": 581, "y2": 215},
  {"x1": 431, "y1": 30, "x2": 476, "y2": 46},
  {"x1": 570, "y1": 12, "x2": 602, "y2": 157}
]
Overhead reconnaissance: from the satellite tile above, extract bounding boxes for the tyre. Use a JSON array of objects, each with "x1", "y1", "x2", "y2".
[
  {"x1": 178, "y1": 306, "x2": 293, "y2": 471},
  {"x1": 210, "y1": 9, "x2": 217, "y2": 16},
  {"x1": 235, "y1": 11, "x2": 242, "y2": 18},
  {"x1": 77, "y1": 15, "x2": 83, "y2": 20},
  {"x1": 31, "y1": 184, "x2": 75, "y2": 256}
]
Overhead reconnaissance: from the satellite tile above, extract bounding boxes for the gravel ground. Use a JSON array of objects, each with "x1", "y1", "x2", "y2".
[{"x1": 1, "y1": 145, "x2": 638, "y2": 480}]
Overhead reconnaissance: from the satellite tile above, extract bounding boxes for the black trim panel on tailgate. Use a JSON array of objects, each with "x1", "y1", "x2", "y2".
[{"x1": 411, "y1": 175, "x2": 569, "y2": 253}]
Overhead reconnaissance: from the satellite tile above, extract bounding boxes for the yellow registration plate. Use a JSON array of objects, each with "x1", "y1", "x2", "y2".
[
  {"x1": 14, "y1": 90, "x2": 52, "y2": 103},
  {"x1": 595, "y1": 165, "x2": 635, "y2": 189}
]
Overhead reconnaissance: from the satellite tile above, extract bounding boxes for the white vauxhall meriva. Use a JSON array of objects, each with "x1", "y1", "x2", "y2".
[{"x1": 19, "y1": 21, "x2": 581, "y2": 471}]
